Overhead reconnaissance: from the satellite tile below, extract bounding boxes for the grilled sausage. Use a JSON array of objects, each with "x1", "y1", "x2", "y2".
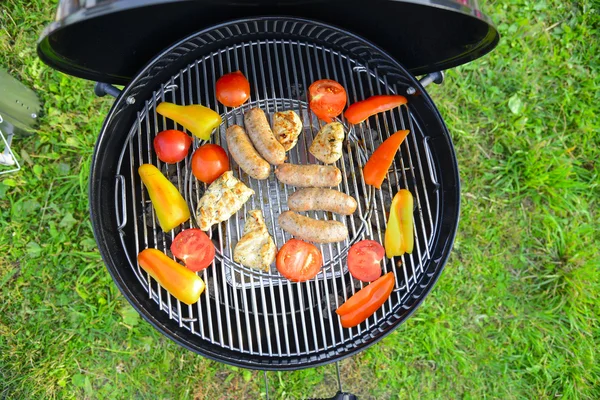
[
  {"x1": 278, "y1": 211, "x2": 348, "y2": 243},
  {"x1": 274, "y1": 163, "x2": 342, "y2": 187},
  {"x1": 226, "y1": 125, "x2": 271, "y2": 180},
  {"x1": 288, "y1": 188, "x2": 357, "y2": 215},
  {"x1": 244, "y1": 108, "x2": 286, "y2": 165}
]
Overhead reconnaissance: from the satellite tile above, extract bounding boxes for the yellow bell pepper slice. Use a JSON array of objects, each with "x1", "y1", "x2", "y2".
[
  {"x1": 138, "y1": 164, "x2": 190, "y2": 232},
  {"x1": 156, "y1": 102, "x2": 222, "y2": 141},
  {"x1": 384, "y1": 189, "x2": 414, "y2": 258}
]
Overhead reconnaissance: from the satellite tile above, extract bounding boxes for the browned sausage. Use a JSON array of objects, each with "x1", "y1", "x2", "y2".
[
  {"x1": 278, "y1": 211, "x2": 348, "y2": 243},
  {"x1": 274, "y1": 163, "x2": 342, "y2": 187},
  {"x1": 226, "y1": 125, "x2": 271, "y2": 180},
  {"x1": 244, "y1": 108, "x2": 286, "y2": 165},
  {"x1": 288, "y1": 188, "x2": 357, "y2": 215}
]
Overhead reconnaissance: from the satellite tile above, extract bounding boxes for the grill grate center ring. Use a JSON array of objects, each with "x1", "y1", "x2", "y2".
[{"x1": 186, "y1": 97, "x2": 373, "y2": 289}]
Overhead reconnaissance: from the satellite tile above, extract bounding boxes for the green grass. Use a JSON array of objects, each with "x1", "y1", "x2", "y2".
[{"x1": 1, "y1": 0, "x2": 599, "y2": 398}]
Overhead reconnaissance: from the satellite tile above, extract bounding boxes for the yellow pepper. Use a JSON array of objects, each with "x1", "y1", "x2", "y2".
[
  {"x1": 138, "y1": 249, "x2": 205, "y2": 305},
  {"x1": 156, "y1": 102, "x2": 222, "y2": 141},
  {"x1": 138, "y1": 164, "x2": 190, "y2": 232},
  {"x1": 384, "y1": 189, "x2": 414, "y2": 258}
]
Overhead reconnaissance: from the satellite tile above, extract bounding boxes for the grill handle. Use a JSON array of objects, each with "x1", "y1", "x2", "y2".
[
  {"x1": 406, "y1": 71, "x2": 445, "y2": 95},
  {"x1": 94, "y1": 82, "x2": 121, "y2": 98},
  {"x1": 419, "y1": 71, "x2": 445, "y2": 87},
  {"x1": 115, "y1": 174, "x2": 127, "y2": 231}
]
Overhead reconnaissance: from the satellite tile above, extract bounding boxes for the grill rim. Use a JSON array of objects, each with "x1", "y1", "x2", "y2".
[{"x1": 89, "y1": 16, "x2": 460, "y2": 370}]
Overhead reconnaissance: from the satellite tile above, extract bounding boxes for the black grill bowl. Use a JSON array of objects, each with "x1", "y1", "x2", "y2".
[{"x1": 89, "y1": 17, "x2": 460, "y2": 370}]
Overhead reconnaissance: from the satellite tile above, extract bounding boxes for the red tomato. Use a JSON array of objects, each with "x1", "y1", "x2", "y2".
[
  {"x1": 347, "y1": 240, "x2": 385, "y2": 282},
  {"x1": 308, "y1": 79, "x2": 347, "y2": 123},
  {"x1": 153, "y1": 130, "x2": 192, "y2": 164},
  {"x1": 191, "y1": 144, "x2": 230, "y2": 184},
  {"x1": 276, "y1": 239, "x2": 323, "y2": 282},
  {"x1": 170, "y1": 229, "x2": 216, "y2": 272},
  {"x1": 216, "y1": 71, "x2": 251, "y2": 107}
]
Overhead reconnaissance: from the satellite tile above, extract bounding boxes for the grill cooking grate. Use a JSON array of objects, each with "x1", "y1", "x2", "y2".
[{"x1": 113, "y1": 35, "x2": 440, "y2": 361}]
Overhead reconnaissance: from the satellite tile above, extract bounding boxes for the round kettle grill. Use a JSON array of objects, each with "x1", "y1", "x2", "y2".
[{"x1": 38, "y1": 1, "x2": 499, "y2": 397}]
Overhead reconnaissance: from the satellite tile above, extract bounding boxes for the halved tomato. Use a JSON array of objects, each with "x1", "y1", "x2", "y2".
[
  {"x1": 170, "y1": 229, "x2": 215, "y2": 272},
  {"x1": 308, "y1": 79, "x2": 347, "y2": 123},
  {"x1": 276, "y1": 239, "x2": 323, "y2": 282},
  {"x1": 347, "y1": 240, "x2": 384, "y2": 282}
]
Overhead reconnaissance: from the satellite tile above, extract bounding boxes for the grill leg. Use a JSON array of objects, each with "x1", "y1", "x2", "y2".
[
  {"x1": 307, "y1": 361, "x2": 358, "y2": 400},
  {"x1": 335, "y1": 361, "x2": 343, "y2": 393},
  {"x1": 264, "y1": 370, "x2": 269, "y2": 400}
]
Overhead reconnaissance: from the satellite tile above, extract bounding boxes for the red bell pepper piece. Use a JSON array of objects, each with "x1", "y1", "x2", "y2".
[
  {"x1": 344, "y1": 95, "x2": 407, "y2": 125},
  {"x1": 363, "y1": 130, "x2": 410, "y2": 189},
  {"x1": 336, "y1": 272, "x2": 395, "y2": 328}
]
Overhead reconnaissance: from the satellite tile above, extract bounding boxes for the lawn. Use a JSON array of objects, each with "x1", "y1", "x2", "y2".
[{"x1": 1, "y1": 0, "x2": 599, "y2": 398}]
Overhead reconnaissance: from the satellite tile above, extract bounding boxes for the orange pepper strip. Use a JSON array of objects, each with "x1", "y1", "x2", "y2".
[
  {"x1": 138, "y1": 249, "x2": 205, "y2": 305},
  {"x1": 336, "y1": 272, "x2": 395, "y2": 328},
  {"x1": 344, "y1": 95, "x2": 407, "y2": 125},
  {"x1": 363, "y1": 130, "x2": 410, "y2": 189}
]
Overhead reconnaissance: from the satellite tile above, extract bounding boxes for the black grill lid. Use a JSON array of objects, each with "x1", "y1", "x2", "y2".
[{"x1": 37, "y1": 0, "x2": 499, "y2": 85}]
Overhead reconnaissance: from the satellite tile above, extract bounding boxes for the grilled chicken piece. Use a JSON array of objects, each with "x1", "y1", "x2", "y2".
[
  {"x1": 233, "y1": 210, "x2": 276, "y2": 271},
  {"x1": 196, "y1": 171, "x2": 254, "y2": 231},
  {"x1": 273, "y1": 110, "x2": 303, "y2": 151},
  {"x1": 309, "y1": 122, "x2": 344, "y2": 164}
]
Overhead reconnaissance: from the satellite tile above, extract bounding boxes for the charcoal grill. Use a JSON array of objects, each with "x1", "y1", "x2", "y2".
[{"x1": 38, "y1": 1, "x2": 498, "y2": 397}]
